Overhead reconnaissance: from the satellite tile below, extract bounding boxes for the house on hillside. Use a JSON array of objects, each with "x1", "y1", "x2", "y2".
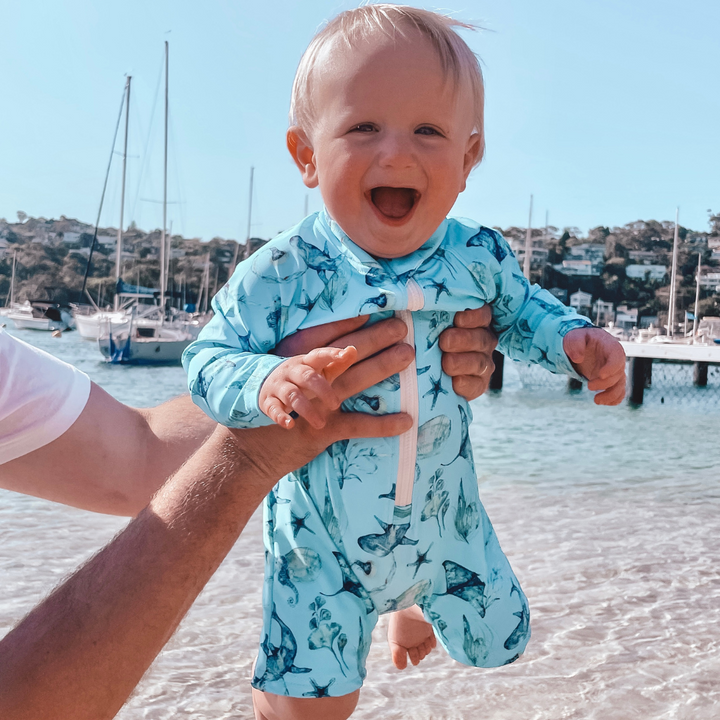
[
  {"x1": 626, "y1": 264, "x2": 667, "y2": 281},
  {"x1": 592, "y1": 299, "x2": 614, "y2": 325},
  {"x1": 628, "y1": 250, "x2": 665, "y2": 264},
  {"x1": 698, "y1": 269, "x2": 720, "y2": 292},
  {"x1": 567, "y1": 243, "x2": 606, "y2": 263},
  {"x1": 556, "y1": 259, "x2": 600, "y2": 276},
  {"x1": 708, "y1": 236, "x2": 720, "y2": 261},
  {"x1": 569, "y1": 290, "x2": 592, "y2": 317},
  {"x1": 615, "y1": 305, "x2": 639, "y2": 330},
  {"x1": 508, "y1": 237, "x2": 549, "y2": 269}
]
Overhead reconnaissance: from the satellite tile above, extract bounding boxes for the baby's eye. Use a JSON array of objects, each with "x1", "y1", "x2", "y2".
[
  {"x1": 350, "y1": 123, "x2": 376, "y2": 133},
  {"x1": 415, "y1": 126, "x2": 442, "y2": 136}
]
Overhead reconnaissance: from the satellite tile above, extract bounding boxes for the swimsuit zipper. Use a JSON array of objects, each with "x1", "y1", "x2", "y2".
[{"x1": 394, "y1": 278, "x2": 424, "y2": 507}]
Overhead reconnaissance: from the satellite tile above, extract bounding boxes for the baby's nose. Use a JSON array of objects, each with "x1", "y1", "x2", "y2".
[{"x1": 377, "y1": 132, "x2": 416, "y2": 169}]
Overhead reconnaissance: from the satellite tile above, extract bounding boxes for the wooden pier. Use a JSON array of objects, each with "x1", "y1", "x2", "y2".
[{"x1": 620, "y1": 341, "x2": 720, "y2": 405}]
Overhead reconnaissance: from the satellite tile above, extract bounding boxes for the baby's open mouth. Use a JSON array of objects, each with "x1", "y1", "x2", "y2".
[{"x1": 370, "y1": 187, "x2": 420, "y2": 220}]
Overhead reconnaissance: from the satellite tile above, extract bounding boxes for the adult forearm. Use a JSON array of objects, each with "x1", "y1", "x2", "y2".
[{"x1": 0, "y1": 426, "x2": 269, "y2": 720}]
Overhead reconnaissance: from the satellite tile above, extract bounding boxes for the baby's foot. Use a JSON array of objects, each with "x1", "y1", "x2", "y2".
[{"x1": 387, "y1": 605, "x2": 437, "y2": 670}]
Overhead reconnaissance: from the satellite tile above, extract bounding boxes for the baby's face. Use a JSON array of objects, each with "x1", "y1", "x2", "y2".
[{"x1": 290, "y1": 34, "x2": 482, "y2": 259}]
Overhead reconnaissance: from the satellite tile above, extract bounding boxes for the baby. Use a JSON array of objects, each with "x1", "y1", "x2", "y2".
[{"x1": 184, "y1": 5, "x2": 625, "y2": 718}]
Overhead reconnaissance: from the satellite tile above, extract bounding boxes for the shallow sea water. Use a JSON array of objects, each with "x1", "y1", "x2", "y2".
[{"x1": 1, "y1": 328, "x2": 719, "y2": 719}]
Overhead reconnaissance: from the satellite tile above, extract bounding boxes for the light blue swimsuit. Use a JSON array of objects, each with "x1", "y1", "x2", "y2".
[{"x1": 184, "y1": 210, "x2": 592, "y2": 698}]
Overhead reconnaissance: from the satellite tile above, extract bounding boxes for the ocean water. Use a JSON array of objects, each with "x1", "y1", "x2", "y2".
[{"x1": 1, "y1": 328, "x2": 718, "y2": 719}]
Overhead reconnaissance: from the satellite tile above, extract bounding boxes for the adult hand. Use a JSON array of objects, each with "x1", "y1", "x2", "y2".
[
  {"x1": 563, "y1": 327, "x2": 627, "y2": 406},
  {"x1": 274, "y1": 306, "x2": 498, "y2": 402}
]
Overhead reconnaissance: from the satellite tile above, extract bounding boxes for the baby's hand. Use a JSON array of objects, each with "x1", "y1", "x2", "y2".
[
  {"x1": 563, "y1": 328, "x2": 626, "y2": 406},
  {"x1": 259, "y1": 346, "x2": 358, "y2": 429}
]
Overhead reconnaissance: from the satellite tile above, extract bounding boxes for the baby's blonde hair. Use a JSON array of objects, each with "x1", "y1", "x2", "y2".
[{"x1": 290, "y1": 3, "x2": 485, "y2": 165}]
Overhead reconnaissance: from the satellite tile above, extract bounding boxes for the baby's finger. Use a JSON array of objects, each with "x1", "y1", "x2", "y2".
[
  {"x1": 320, "y1": 346, "x2": 359, "y2": 384},
  {"x1": 597, "y1": 343, "x2": 627, "y2": 380},
  {"x1": 264, "y1": 399, "x2": 296, "y2": 429},
  {"x1": 287, "y1": 390, "x2": 328, "y2": 429},
  {"x1": 586, "y1": 368, "x2": 625, "y2": 392},
  {"x1": 289, "y1": 368, "x2": 341, "y2": 410}
]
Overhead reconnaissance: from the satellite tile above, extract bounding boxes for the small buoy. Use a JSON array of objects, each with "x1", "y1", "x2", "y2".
[
  {"x1": 0, "y1": 323, "x2": 6, "y2": 329},
  {"x1": 52, "y1": 330, "x2": 63, "y2": 338}
]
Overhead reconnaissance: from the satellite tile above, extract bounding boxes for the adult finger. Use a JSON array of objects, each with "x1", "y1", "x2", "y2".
[
  {"x1": 441, "y1": 350, "x2": 491, "y2": 379},
  {"x1": 438, "y1": 325, "x2": 497, "y2": 355},
  {"x1": 273, "y1": 316, "x2": 369, "y2": 356},
  {"x1": 334, "y1": 343, "x2": 414, "y2": 401},
  {"x1": 327, "y1": 410, "x2": 413, "y2": 444},
  {"x1": 326, "y1": 316, "x2": 407, "y2": 360},
  {"x1": 451, "y1": 373, "x2": 489, "y2": 401},
  {"x1": 452, "y1": 305, "x2": 492, "y2": 329}
]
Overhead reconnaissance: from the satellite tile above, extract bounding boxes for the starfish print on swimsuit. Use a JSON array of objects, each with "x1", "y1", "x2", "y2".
[
  {"x1": 302, "y1": 677, "x2": 336, "y2": 698},
  {"x1": 422, "y1": 374, "x2": 448, "y2": 411},
  {"x1": 422, "y1": 277, "x2": 451, "y2": 303},
  {"x1": 290, "y1": 511, "x2": 315, "y2": 539},
  {"x1": 407, "y1": 543, "x2": 433, "y2": 579}
]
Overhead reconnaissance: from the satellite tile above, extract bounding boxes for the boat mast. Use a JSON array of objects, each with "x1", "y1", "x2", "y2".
[
  {"x1": 523, "y1": 194, "x2": 533, "y2": 279},
  {"x1": 668, "y1": 207, "x2": 680, "y2": 337},
  {"x1": 115, "y1": 75, "x2": 131, "y2": 311},
  {"x1": 160, "y1": 41, "x2": 169, "y2": 311},
  {"x1": 9, "y1": 251, "x2": 16, "y2": 306},
  {"x1": 692, "y1": 252, "x2": 701, "y2": 342},
  {"x1": 243, "y1": 166, "x2": 254, "y2": 262}
]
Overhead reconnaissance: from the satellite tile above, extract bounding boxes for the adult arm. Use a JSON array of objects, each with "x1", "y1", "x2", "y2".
[
  {"x1": 0, "y1": 350, "x2": 413, "y2": 720},
  {"x1": 0, "y1": 318, "x2": 415, "y2": 516}
]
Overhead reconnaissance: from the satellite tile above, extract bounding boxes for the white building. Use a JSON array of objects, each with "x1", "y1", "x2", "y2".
[
  {"x1": 626, "y1": 264, "x2": 667, "y2": 281},
  {"x1": 592, "y1": 299, "x2": 614, "y2": 325},
  {"x1": 557, "y1": 259, "x2": 600, "y2": 276},
  {"x1": 698, "y1": 270, "x2": 720, "y2": 292},
  {"x1": 570, "y1": 290, "x2": 592, "y2": 315},
  {"x1": 508, "y1": 238, "x2": 549, "y2": 268},
  {"x1": 567, "y1": 243, "x2": 606, "y2": 263}
]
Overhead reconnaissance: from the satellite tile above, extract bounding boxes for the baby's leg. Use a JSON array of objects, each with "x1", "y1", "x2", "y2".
[
  {"x1": 253, "y1": 688, "x2": 360, "y2": 720},
  {"x1": 387, "y1": 605, "x2": 437, "y2": 669}
]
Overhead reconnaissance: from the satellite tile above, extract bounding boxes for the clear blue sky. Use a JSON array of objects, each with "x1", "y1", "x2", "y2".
[{"x1": 2, "y1": 0, "x2": 718, "y2": 242}]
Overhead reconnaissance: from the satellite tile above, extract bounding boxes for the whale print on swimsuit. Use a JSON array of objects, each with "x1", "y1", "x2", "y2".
[
  {"x1": 454, "y1": 481, "x2": 480, "y2": 543},
  {"x1": 307, "y1": 595, "x2": 349, "y2": 677},
  {"x1": 462, "y1": 614, "x2": 491, "y2": 666},
  {"x1": 422, "y1": 373, "x2": 448, "y2": 411},
  {"x1": 357, "y1": 616, "x2": 371, "y2": 681},
  {"x1": 440, "y1": 561, "x2": 497, "y2": 618},
  {"x1": 416, "y1": 415, "x2": 452, "y2": 460},
  {"x1": 277, "y1": 547, "x2": 322, "y2": 606},
  {"x1": 426, "y1": 311, "x2": 451, "y2": 349},
  {"x1": 266, "y1": 296, "x2": 289, "y2": 345},
  {"x1": 466, "y1": 262, "x2": 497, "y2": 302},
  {"x1": 253, "y1": 603, "x2": 311, "y2": 693},
  {"x1": 357, "y1": 511, "x2": 419, "y2": 557},
  {"x1": 421, "y1": 469, "x2": 450, "y2": 536},
  {"x1": 442, "y1": 405, "x2": 473, "y2": 468},
  {"x1": 321, "y1": 481, "x2": 346, "y2": 548},
  {"x1": 321, "y1": 552, "x2": 375, "y2": 615},
  {"x1": 504, "y1": 581, "x2": 530, "y2": 650},
  {"x1": 466, "y1": 228, "x2": 509, "y2": 264}
]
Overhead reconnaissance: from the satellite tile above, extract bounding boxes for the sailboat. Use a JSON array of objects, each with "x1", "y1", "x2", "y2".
[{"x1": 98, "y1": 42, "x2": 195, "y2": 364}]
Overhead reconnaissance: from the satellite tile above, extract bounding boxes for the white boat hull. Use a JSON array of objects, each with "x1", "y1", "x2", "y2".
[{"x1": 98, "y1": 326, "x2": 192, "y2": 365}]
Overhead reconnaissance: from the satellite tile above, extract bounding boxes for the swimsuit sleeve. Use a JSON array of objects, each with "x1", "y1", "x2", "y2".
[
  {"x1": 476, "y1": 229, "x2": 594, "y2": 376},
  {"x1": 182, "y1": 250, "x2": 303, "y2": 429}
]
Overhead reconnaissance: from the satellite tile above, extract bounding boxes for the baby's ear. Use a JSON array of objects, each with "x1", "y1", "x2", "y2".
[
  {"x1": 287, "y1": 127, "x2": 318, "y2": 188},
  {"x1": 461, "y1": 132, "x2": 484, "y2": 188}
]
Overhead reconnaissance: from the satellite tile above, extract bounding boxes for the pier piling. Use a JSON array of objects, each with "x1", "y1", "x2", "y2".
[
  {"x1": 629, "y1": 357, "x2": 653, "y2": 405},
  {"x1": 489, "y1": 350, "x2": 504, "y2": 391},
  {"x1": 693, "y1": 362, "x2": 709, "y2": 388},
  {"x1": 567, "y1": 377, "x2": 583, "y2": 392}
]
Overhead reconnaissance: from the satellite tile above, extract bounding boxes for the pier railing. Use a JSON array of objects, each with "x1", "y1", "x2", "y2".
[{"x1": 490, "y1": 345, "x2": 720, "y2": 408}]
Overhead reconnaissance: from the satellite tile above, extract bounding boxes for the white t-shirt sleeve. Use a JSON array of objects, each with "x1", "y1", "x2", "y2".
[{"x1": 0, "y1": 330, "x2": 91, "y2": 465}]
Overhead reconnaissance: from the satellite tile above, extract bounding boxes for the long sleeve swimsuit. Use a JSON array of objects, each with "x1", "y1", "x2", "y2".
[{"x1": 183, "y1": 210, "x2": 593, "y2": 698}]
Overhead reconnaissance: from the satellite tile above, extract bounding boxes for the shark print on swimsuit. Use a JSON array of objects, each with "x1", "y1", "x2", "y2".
[
  {"x1": 357, "y1": 515, "x2": 418, "y2": 557},
  {"x1": 416, "y1": 415, "x2": 452, "y2": 460},
  {"x1": 440, "y1": 561, "x2": 497, "y2": 618},
  {"x1": 253, "y1": 604, "x2": 312, "y2": 693},
  {"x1": 289, "y1": 236, "x2": 342, "y2": 279},
  {"x1": 442, "y1": 405, "x2": 473, "y2": 468},
  {"x1": 316, "y1": 267, "x2": 350, "y2": 312},
  {"x1": 426, "y1": 311, "x2": 451, "y2": 349},
  {"x1": 504, "y1": 581, "x2": 530, "y2": 650},
  {"x1": 381, "y1": 579, "x2": 432, "y2": 613}
]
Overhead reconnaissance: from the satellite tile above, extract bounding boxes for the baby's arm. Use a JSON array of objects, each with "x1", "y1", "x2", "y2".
[{"x1": 259, "y1": 346, "x2": 357, "y2": 429}]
